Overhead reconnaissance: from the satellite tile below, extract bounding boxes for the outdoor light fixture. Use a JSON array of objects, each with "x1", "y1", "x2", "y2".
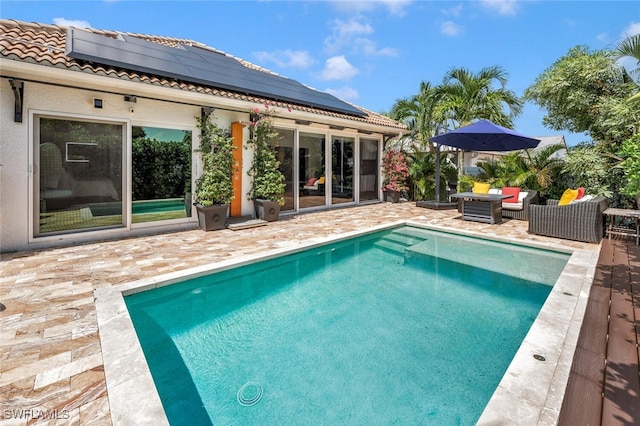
[{"x1": 9, "y1": 79, "x2": 24, "y2": 122}]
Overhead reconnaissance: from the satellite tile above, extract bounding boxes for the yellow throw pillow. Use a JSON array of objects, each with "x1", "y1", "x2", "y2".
[
  {"x1": 558, "y1": 188, "x2": 579, "y2": 206},
  {"x1": 317, "y1": 176, "x2": 325, "y2": 184},
  {"x1": 472, "y1": 182, "x2": 490, "y2": 194}
]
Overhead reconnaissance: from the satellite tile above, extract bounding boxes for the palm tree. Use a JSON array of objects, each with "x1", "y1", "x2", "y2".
[
  {"x1": 477, "y1": 144, "x2": 565, "y2": 194},
  {"x1": 615, "y1": 33, "x2": 640, "y2": 102},
  {"x1": 436, "y1": 66, "x2": 524, "y2": 175},
  {"x1": 390, "y1": 81, "x2": 444, "y2": 152},
  {"x1": 520, "y1": 143, "x2": 566, "y2": 190},
  {"x1": 436, "y1": 66, "x2": 523, "y2": 128}
]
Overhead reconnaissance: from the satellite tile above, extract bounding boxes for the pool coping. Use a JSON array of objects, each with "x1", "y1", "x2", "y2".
[{"x1": 94, "y1": 220, "x2": 599, "y2": 425}]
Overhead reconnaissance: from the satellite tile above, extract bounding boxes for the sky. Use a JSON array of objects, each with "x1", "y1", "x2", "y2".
[{"x1": 2, "y1": 0, "x2": 638, "y2": 146}]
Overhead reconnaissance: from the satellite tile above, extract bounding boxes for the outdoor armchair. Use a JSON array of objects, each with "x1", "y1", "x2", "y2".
[{"x1": 528, "y1": 196, "x2": 608, "y2": 243}]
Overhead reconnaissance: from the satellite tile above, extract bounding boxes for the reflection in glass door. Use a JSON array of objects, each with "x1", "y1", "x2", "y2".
[
  {"x1": 132, "y1": 126, "x2": 192, "y2": 223},
  {"x1": 36, "y1": 117, "x2": 124, "y2": 235},
  {"x1": 359, "y1": 138, "x2": 379, "y2": 201},
  {"x1": 331, "y1": 136, "x2": 354, "y2": 205},
  {"x1": 299, "y1": 132, "x2": 326, "y2": 209}
]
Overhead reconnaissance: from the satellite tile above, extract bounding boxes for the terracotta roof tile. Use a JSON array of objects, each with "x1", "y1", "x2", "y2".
[{"x1": 0, "y1": 19, "x2": 406, "y2": 131}]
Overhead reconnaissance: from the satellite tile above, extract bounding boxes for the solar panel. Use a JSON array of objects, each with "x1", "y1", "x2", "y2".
[{"x1": 66, "y1": 28, "x2": 366, "y2": 117}]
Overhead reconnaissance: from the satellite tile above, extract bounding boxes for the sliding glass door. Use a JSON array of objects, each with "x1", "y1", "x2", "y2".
[
  {"x1": 359, "y1": 138, "x2": 379, "y2": 201},
  {"x1": 331, "y1": 136, "x2": 354, "y2": 205},
  {"x1": 36, "y1": 116, "x2": 124, "y2": 235},
  {"x1": 299, "y1": 132, "x2": 327, "y2": 209},
  {"x1": 131, "y1": 126, "x2": 192, "y2": 223}
]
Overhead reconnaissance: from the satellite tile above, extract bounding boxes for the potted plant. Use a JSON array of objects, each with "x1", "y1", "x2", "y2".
[
  {"x1": 245, "y1": 107, "x2": 286, "y2": 221},
  {"x1": 381, "y1": 148, "x2": 409, "y2": 203},
  {"x1": 193, "y1": 113, "x2": 235, "y2": 231}
]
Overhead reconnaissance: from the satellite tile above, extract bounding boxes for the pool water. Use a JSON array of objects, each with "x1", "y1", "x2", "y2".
[
  {"x1": 132, "y1": 198, "x2": 185, "y2": 215},
  {"x1": 125, "y1": 226, "x2": 569, "y2": 425}
]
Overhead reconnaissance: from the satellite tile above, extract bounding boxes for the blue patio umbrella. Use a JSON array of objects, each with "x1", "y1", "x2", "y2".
[
  {"x1": 429, "y1": 119, "x2": 541, "y2": 152},
  {"x1": 421, "y1": 119, "x2": 541, "y2": 208}
]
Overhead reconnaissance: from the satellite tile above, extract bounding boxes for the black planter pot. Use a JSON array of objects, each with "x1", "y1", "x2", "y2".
[
  {"x1": 386, "y1": 190, "x2": 401, "y2": 203},
  {"x1": 254, "y1": 199, "x2": 280, "y2": 222},
  {"x1": 194, "y1": 204, "x2": 229, "y2": 231}
]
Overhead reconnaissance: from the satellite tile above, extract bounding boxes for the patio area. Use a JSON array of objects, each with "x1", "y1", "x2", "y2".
[{"x1": 0, "y1": 202, "x2": 628, "y2": 424}]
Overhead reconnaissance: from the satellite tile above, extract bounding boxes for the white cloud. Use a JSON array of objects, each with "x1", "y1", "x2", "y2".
[
  {"x1": 441, "y1": 21, "x2": 464, "y2": 37},
  {"x1": 324, "y1": 18, "x2": 373, "y2": 53},
  {"x1": 324, "y1": 86, "x2": 359, "y2": 102},
  {"x1": 596, "y1": 32, "x2": 609, "y2": 43},
  {"x1": 479, "y1": 0, "x2": 519, "y2": 16},
  {"x1": 253, "y1": 50, "x2": 315, "y2": 69},
  {"x1": 53, "y1": 18, "x2": 91, "y2": 28},
  {"x1": 318, "y1": 55, "x2": 359, "y2": 81},
  {"x1": 621, "y1": 22, "x2": 640, "y2": 37},
  {"x1": 353, "y1": 38, "x2": 398, "y2": 56}
]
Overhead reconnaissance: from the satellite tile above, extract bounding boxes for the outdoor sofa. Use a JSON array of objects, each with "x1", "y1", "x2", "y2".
[{"x1": 528, "y1": 196, "x2": 608, "y2": 243}]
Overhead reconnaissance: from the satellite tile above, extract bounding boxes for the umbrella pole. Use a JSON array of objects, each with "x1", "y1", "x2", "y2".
[{"x1": 435, "y1": 144, "x2": 441, "y2": 204}]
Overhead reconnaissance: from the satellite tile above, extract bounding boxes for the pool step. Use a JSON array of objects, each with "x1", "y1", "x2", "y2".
[
  {"x1": 390, "y1": 227, "x2": 435, "y2": 240},
  {"x1": 373, "y1": 238, "x2": 408, "y2": 255},
  {"x1": 383, "y1": 232, "x2": 426, "y2": 247}
]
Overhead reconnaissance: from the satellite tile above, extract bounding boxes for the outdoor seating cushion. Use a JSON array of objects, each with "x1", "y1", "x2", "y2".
[
  {"x1": 572, "y1": 194, "x2": 594, "y2": 203},
  {"x1": 501, "y1": 186, "x2": 520, "y2": 203},
  {"x1": 485, "y1": 187, "x2": 530, "y2": 210},
  {"x1": 559, "y1": 188, "x2": 579, "y2": 206},
  {"x1": 473, "y1": 182, "x2": 490, "y2": 194}
]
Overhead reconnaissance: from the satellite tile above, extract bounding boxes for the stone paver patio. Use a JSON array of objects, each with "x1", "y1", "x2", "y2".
[{"x1": 0, "y1": 203, "x2": 598, "y2": 425}]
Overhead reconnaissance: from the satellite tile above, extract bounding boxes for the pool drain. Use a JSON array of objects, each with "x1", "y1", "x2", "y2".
[{"x1": 237, "y1": 382, "x2": 263, "y2": 406}]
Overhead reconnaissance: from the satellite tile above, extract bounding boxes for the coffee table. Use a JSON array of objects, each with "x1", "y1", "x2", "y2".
[{"x1": 449, "y1": 192, "x2": 514, "y2": 224}]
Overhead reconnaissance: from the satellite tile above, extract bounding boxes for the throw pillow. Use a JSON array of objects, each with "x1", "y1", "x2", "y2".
[
  {"x1": 305, "y1": 177, "x2": 318, "y2": 186},
  {"x1": 576, "y1": 187, "x2": 586, "y2": 199},
  {"x1": 317, "y1": 176, "x2": 325, "y2": 184},
  {"x1": 501, "y1": 186, "x2": 520, "y2": 203},
  {"x1": 473, "y1": 182, "x2": 490, "y2": 194},
  {"x1": 558, "y1": 188, "x2": 579, "y2": 206}
]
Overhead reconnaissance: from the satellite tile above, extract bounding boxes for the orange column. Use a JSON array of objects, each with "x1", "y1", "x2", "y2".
[{"x1": 230, "y1": 121, "x2": 244, "y2": 217}]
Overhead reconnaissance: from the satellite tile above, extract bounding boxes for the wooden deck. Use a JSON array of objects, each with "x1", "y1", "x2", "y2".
[{"x1": 558, "y1": 237, "x2": 640, "y2": 425}]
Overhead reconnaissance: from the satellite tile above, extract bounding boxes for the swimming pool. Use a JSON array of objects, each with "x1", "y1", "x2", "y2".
[{"x1": 124, "y1": 226, "x2": 569, "y2": 424}]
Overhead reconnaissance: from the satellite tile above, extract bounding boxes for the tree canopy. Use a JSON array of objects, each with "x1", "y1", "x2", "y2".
[{"x1": 524, "y1": 45, "x2": 638, "y2": 147}]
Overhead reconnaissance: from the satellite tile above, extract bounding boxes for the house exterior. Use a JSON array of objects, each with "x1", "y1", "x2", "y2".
[{"x1": 0, "y1": 19, "x2": 406, "y2": 252}]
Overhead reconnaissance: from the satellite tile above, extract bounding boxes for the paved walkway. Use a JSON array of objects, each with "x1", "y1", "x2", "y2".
[{"x1": 0, "y1": 203, "x2": 605, "y2": 424}]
